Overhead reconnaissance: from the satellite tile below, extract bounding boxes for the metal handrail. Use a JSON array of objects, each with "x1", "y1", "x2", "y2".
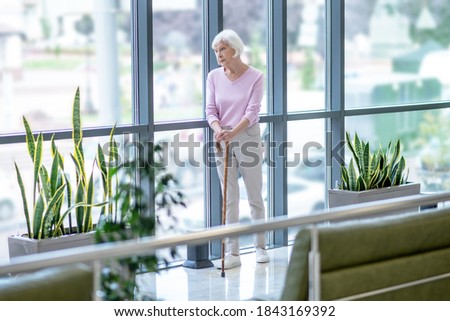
[{"x1": 0, "y1": 192, "x2": 450, "y2": 275}]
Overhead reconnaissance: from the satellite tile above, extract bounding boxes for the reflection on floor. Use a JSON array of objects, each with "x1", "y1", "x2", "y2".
[{"x1": 137, "y1": 246, "x2": 292, "y2": 301}]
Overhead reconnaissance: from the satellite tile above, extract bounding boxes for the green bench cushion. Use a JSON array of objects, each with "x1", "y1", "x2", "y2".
[
  {"x1": 281, "y1": 207, "x2": 450, "y2": 301},
  {"x1": 321, "y1": 247, "x2": 450, "y2": 300},
  {"x1": 0, "y1": 263, "x2": 93, "y2": 301}
]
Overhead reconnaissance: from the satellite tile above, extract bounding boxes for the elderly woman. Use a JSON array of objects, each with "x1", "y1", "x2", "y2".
[{"x1": 206, "y1": 29, "x2": 269, "y2": 269}]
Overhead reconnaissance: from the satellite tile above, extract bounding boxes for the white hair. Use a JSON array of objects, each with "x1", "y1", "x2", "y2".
[{"x1": 211, "y1": 29, "x2": 245, "y2": 57}]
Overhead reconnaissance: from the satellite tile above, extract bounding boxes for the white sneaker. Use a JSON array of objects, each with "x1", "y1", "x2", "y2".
[
  {"x1": 256, "y1": 248, "x2": 269, "y2": 263},
  {"x1": 217, "y1": 254, "x2": 241, "y2": 270}
]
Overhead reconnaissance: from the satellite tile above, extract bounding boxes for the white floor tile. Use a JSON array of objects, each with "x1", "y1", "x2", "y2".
[{"x1": 137, "y1": 246, "x2": 292, "y2": 301}]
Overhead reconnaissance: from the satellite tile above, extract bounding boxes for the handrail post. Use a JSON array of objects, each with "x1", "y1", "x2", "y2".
[
  {"x1": 308, "y1": 225, "x2": 321, "y2": 300},
  {"x1": 93, "y1": 260, "x2": 102, "y2": 301}
]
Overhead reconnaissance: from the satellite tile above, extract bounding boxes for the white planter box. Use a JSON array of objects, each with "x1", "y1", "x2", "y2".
[
  {"x1": 8, "y1": 231, "x2": 96, "y2": 259},
  {"x1": 328, "y1": 182, "x2": 421, "y2": 209}
]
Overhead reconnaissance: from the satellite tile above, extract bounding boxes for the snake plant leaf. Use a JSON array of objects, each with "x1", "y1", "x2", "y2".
[
  {"x1": 373, "y1": 160, "x2": 385, "y2": 187},
  {"x1": 97, "y1": 144, "x2": 108, "y2": 196},
  {"x1": 52, "y1": 201, "x2": 108, "y2": 237},
  {"x1": 340, "y1": 165, "x2": 349, "y2": 190},
  {"x1": 63, "y1": 172, "x2": 74, "y2": 233},
  {"x1": 33, "y1": 192, "x2": 45, "y2": 239},
  {"x1": 95, "y1": 125, "x2": 118, "y2": 217},
  {"x1": 345, "y1": 132, "x2": 359, "y2": 171},
  {"x1": 402, "y1": 168, "x2": 410, "y2": 185},
  {"x1": 50, "y1": 151, "x2": 60, "y2": 195},
  {"x1": 15, "y1": 162, "x2": 32, "y2": 238},
  {"x1": 381, "y1": 167, "x2": 392, "y2": 187},
  {"x1": 39, "y1": 165, "x2": 53, "y2": 203},
  {"x1": 368, "y1": 168, "x2": 380, "y2": 189},
  {"x1": 33, "y1": 133, "x2": 44, "y2": 205},
  {"x1": 75, "y1": 144, "x2": 86, "y2": 179},
  {"x1": 23, "y1": 116, "x2": 36, "y2": 162},
  {"x1": 97, "y1": 143, "x2": 111, "y2": 216},
  {"x1": 369, "y1": 153, "x2": 378, "y2": 179},
  {"x1": 393, "y1": 156, "x2": 406, "y2": 186},
  {"x1": 51, "y1": 135, "x2": 65, "y2": 169},
  {"x1": 75, "y1": 179, "x2": 85, "y2": 232},
  {"x1": 348, "y1": 158, "x2": 357, "y2": 191},
  {"x1": 83, "y1": 171, "x2": 95, "y2": 232},
  {"x1": 111, "y1": 142, "x2": 120, "y2": 219},
  {"x1": 41, "y1": 184, "x2": 66, "y2": 238},
  {"x1": 72, "y1": 87, "x2": 84, "y2": 160},
  {"x1": 378, "y1": 149, "x2": 386, "y2": 171},
  {"x1": 51, "y1": 134, "x2": 56, "y2": 156},
  {"x1": 50, "y1": 174, "x2": 65, "y2": 233},
  {"x1": 362, "y1": 142, "x2": 370, "y2": 183},
  {"x1": 353, "y1": 133, "x2": 364, "y2": 173},
  {"x1": 108, "y1": 124, "x2": 118, "y2": 164},
  {"x1": 356, "y1": 176, "x2": 366, "y2": 191},
  {"x1": 71, "y1": 147, "x2": 86, "y2": 188},
  {"x1": 391, "y1": 139, "x2": 401, "y2": 165}
]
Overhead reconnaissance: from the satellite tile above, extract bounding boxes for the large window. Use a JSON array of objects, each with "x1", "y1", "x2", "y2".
[
  {"x1": 152, "y1": 0, "x2": 203, "y2": 122},
  {"x1": 224, "y1": 0, "x2": 268, "y2": 114},
  {"x1": 1, "y1": 0, "x2": 449, "y2": 263},
  {"x1": 345, "y1": 0, "x2": 450, "y2": 108},
  {"x1": 346, "y1": 109, "x2": 450, "y2": 192},
  {"x1": 0, "y1": 0, "x2": 132, "y2": 132},
  {"x1": 287, "y1": 119, "x2": 326, "y2": 217},
  {"x1": 287, "y1": 0, "x2": 326, "y2": 111},
  {"x1": 155, "y1": 129, "x2": 205, "y2": 233}
]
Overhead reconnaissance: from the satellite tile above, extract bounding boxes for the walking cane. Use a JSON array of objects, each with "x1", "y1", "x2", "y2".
[{"x1": 220, "y1": 141, "x2": 230, "y2": 278}]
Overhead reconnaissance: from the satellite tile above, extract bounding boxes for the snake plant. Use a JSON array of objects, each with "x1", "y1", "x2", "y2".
[
  {"x1": 15, "y1": 87, "x2": 106, "y2": 239},
  {"x1": 339, "y1": 132, "x2": 409, "y2": 191}
]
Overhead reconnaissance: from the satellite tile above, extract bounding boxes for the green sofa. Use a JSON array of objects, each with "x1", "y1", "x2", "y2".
[
  {"x1": 281, "y1": 207, "x2": 450, "y2": 300},
  {"x1": 0, "y1": 263, "x2": 94, "y2": 300}
]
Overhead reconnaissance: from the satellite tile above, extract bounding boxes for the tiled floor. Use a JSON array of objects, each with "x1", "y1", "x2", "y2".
[{"x1": 137, "y1": 246, "x2": 292, "y2": 301}]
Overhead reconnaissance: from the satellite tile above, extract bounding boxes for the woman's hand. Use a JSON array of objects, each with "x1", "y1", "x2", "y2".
[{"x1": 216, "y1": 129, "x2": 235, "y2": 142}]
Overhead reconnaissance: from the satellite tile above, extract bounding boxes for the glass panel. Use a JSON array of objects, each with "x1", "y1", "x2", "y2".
[
  {"x1": 223, "y1": 0, "x2": 268, "y2": 114},
  {"x1": 345, "y1": 0, "x2": 449, "y2": 108},
  {"x1": 0, "y1": 0, "x2": 132, "y2": 133},
  {"x1": 154, "y1": 129, "x2": 205, "y2": 234},
  {"x1": 287, "y1": 120, "x2": 326, "y2": 239},
  {"x1": 346, "y1": 109, "x2": 450, "y2": 192},
  {"x1": 155, "y1": 125, "x2": 268, "y2": 251},
  {"x1": 287, "y1": 0, "x2": 326, "y2": 112},
  {"x1": 152, "y1": 0, "x2": 203, "y2": 122}
]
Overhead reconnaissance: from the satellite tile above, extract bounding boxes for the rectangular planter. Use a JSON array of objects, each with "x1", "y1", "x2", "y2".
[
  {"x1": 328, "y1": 182, "x2": 421, "y2": 210},
  {"x1": 8, "y1": 231, "x2": 96, "y2": 259}
]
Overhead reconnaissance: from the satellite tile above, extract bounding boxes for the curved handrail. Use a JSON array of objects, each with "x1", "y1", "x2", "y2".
[{"x1": 0, "y1": 192, "x2": 449, "y2": 275}]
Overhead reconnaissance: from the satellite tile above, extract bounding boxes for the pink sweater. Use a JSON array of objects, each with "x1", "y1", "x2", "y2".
[{"x1": 205, "y1": 66, "x2": 264, "y2": 128}]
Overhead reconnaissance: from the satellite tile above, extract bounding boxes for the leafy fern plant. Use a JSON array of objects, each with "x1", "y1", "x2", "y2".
[{"x1": 339, "y1": 132, "x2": 409, "y2": 191}]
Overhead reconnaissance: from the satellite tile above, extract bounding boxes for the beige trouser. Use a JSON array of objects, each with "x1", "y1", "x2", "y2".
[{"x1": 216, "y1": 123, "x2": 266, "y2": 255}]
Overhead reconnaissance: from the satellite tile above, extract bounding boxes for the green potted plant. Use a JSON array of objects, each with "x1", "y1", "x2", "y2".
[
  {"x1": 328, "y1": 132, "x2": 421, "y2": 208},
  {"x1": 95, "y1": 142, "x2": 186, "y2": 301},
  {"x1": 8, "y1": 88, "x2": 108, "y2": 258}
]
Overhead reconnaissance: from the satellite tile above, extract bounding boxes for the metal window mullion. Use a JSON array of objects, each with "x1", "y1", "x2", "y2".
[
  {"x1": 326, "y1": 0, "x2": 345, "y2": 195},
  {"x1": 204, "y1": 0, "x2": 223, "y2": 258},
  {"x1": 132, "y1": 0, "x2": 155, "y2": 217},
  {"x1": 268, "y1": 0, "x2": 287, "y2": 247}
]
